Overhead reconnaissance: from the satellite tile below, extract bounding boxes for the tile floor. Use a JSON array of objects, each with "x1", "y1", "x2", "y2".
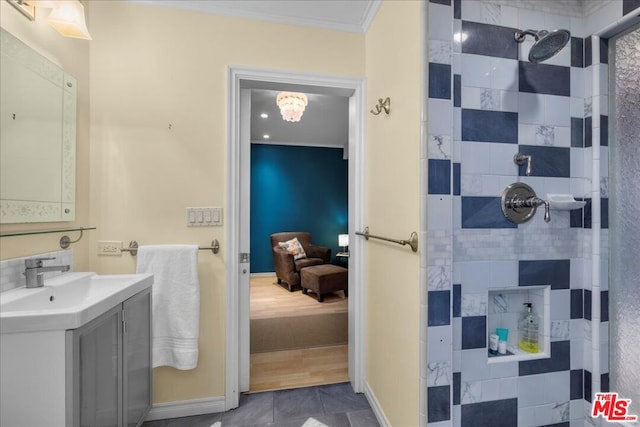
[{"x1": 142, "y1": 382, "x2": 379, "y2": 427}]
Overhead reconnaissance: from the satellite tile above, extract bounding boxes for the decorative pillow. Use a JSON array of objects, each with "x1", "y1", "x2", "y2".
[{"x1": 278, "y1": 237, "x2": 307, "y2": 260}]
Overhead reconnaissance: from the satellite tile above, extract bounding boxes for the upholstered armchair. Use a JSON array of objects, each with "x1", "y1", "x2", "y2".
[{"x1": 270, "y1": 232, "x2": 331, "y2": 291}]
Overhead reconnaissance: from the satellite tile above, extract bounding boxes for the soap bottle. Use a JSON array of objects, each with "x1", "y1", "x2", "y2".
[{"x1": 519, "y1": 303, "x2": 540, "y2": 353}]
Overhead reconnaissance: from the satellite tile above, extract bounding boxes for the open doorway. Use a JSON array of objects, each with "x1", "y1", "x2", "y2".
[
  {"x1": 225, "y1": 67, "x2": 366, "y2": 410},
  {"x1": 249, "y1": 119, "x2": 349, "y2": 392}
]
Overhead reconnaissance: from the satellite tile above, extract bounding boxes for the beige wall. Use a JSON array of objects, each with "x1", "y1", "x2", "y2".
[
  {"x1": 0, "y1": 2, "x2": 91, "y2": 271},
  {"x1": 88, "y1": 2, "x2": 365, "y2": 403},
  {"x1": 2, "y1": 0, "x2": 424, "y2": 420},
  {"x1": 364, "y1": 1, "x2": 422, "y2": 426}
]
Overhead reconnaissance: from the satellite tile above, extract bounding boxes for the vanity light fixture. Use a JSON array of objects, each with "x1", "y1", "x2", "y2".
[
  {"x1": 276, "y1": 92, "x2": 308, "y2": 122},
  {"x1": 7, "y1": 0, "x2": 36, "y2": 20},
  {"x1": 44, "y1": 0, "x2": 92, "y2": 40},
  {"x1": 263, "y1": 134, "x2": 270, "y2": 139},
  {"x1": 8, "y1": 0, "x2": 92, "y2": 40}
]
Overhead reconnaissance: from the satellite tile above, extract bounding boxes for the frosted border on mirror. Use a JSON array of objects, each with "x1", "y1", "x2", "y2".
[
  {"x1": 0, "y1": 28, "x2": 76, "y2": 223},
  {"x1": 609, "y1": 24, "x2": 640, "y2": 419}
]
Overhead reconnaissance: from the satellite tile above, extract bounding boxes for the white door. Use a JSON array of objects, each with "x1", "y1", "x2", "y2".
[{"x1": 238, "y1": 88, "x2": 252, "y2": 392}]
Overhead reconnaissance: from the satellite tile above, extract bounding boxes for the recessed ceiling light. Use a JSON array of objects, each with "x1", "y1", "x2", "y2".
[
  {"x1": 263, "y1": 134, "x2": 270, "y2": 139},
  {"x1": 260, "y1": 113, "x2": 269, "y2": 118}
]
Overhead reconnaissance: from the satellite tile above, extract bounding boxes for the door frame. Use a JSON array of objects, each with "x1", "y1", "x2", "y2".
[{"x1": 225, "y1": 66, "x2": 367, "y2": 409}]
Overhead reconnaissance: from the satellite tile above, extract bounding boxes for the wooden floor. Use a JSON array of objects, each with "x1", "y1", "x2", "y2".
[
  {"x1": 249, "y1": 274, "x2": 348, "y2": 392},
  {"x1": 249, "y1": 344, "x2": 348, "y2": 392},
  {"x1": 250, "y1": 274, "x2": 348, "y2": 320}
]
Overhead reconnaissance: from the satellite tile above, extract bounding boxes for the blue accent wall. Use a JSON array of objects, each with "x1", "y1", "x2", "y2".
[{"x1": 250, "y1": 144, "x2": 348, "y2": 273}]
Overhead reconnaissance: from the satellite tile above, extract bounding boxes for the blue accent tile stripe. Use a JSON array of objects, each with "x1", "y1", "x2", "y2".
[
  {"x1": 453, "y1": 163, "x2": 461, "y2": 196},
  {"x1": 453, "y1": 284, "x2": 461, "y2": 318},
  {"x1": 601, "y1": 115, "x2": 609, "y2": 146},
  {"x1": 571, "y1": 117, "x2": 584, "y2": 147},
  {"x1": 600, "y1": 38, "x2": 609, "y2": 64},
  {"x1": 571, "y1": 37, "x2": 584, "y2": 68},
  {"x1": 429, "y1": 63, "x2": 452, "y2": 100},
  {"x1": 453, "y1": 372, "x2": 461, "y2": 405},
  {"x1": 584, "y1": 289, "x2": 592, "y2": 321},
  {"x1": 517, "y1": 145, "x2": 570, "y2": 178},
  {"x1": 461, "y1": 109, "x2": 518, "y2": 143},
  {"x1": 586, "y1": 115, "x2": 609, "y2": 146},
  {"x1": 461, "y1": 398, "x2": 517, "y2": 427},
  {"x1": 519, "y1": 61, "x2": 570, "y2": 97},
  {"x1": 601, "y1": 373, "x2": 610, "y2": 393},
  {"x1": 570, "y1": 205, "x2": 584, "y2": 228},
  {"x1": 519, "y1": 260, "x2": 570, "y2": 290},
  {"x1": 623, "y1": 0, "x2": 640, "y2": 15},
  {"x1": 601, "y1": 290, "x2": 609, "y2": 322},
  {"x1": 453, "y1": 0, "x2": 461, "y2": 19},
  {"x1": 461, "y1": 21, "x2": 519, "y2": 59},
  {"x1": 454, "y1": 74, "x2": 461, "y2": 107},
  {"x1": 428, "y1": 386, "x2": 451, "y2": 422},
  {"x1": 571, "y1": 289, "x2": 583, "y2": 319},
  {"x1": 462, "y1": 197, "x2": 517, "y2": 229},
  {"x1": 519, "y1": 340, "x2": 570, "y2": 375},
  {"x1": 428, "y1": 290, "x2": 451, "y2": 326},
  {"x1": 461, "y1": 316, "x2": 487, "y2": 349},
  {"x1": 571, "y1": 369, "x2": 584, "y2": 400},
  {"x1": 428, "y1": 159, "x2": 451, "y2": 195},
  {"x1": 583, "y1": 198, "x2": 609, "y2": 229}
]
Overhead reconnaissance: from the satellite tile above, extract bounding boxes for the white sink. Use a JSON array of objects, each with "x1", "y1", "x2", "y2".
[{"x1": 0, "y1": 272, "x2": 153, "y2": 333}]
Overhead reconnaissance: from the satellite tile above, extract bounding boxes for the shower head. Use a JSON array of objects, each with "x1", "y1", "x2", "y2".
[{"x1": 514, "y1": 29, "x2": 571, "y2": 63}]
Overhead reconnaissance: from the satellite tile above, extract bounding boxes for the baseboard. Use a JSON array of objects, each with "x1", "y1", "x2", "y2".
[
  {"x1": 250, "y1": 272, "x2": 275, "y2": 278},
  {"x1": 145, "y1": 396, "x2": 225, "y2": 421},
  {"x1": 363, "y1": 381, "x2": 390, "y2": 427}
]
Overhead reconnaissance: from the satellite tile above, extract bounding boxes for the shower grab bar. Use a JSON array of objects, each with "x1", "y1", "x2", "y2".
[
  {"x1": 356, "y1": 226, "x2": 419, "y2": 253},
  {"x1": 121, "y1": 239, "x2": 220, "y2": 256}
]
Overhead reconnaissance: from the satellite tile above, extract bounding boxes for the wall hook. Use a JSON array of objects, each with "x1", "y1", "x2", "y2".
[{"x1": 370, "y1": 97, "x2": 391, "y2": 116}]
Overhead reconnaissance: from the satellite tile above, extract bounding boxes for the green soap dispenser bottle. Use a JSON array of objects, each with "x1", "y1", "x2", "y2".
[{"x1": 519, "y1": 303, "x2": 540, "y2": 353}]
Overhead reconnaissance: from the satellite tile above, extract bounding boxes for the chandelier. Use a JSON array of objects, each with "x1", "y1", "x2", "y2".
[{"x1": 276, "y1": 92, "x2": 308, "y2": 122}]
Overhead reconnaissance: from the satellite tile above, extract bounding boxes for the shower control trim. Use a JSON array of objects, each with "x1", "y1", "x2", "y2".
[
  {"x1": 501, "y1": 182, "x2": 551, "y2": 224},
  {"x1": 514, "y1": 153, "x2": 533, "y2": 176}
]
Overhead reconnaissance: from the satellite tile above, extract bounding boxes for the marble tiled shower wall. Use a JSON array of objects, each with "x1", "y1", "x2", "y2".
[{"x1": 424, "y1": 0, "x2": 639, "y2": 426}]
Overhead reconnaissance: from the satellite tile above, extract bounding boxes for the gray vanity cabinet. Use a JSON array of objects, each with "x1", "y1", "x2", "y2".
[
  {"x1": 67, "y1": 288, "x2": 151, "y2": 427},
  {"x1": 123, "y1": 289, "x2": 152, "y2": 427}
]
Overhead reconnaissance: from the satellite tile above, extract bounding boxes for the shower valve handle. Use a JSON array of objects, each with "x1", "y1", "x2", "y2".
[
  {"x1": 501, "y1": 182, "x2": 551, "y2": 224},
  {"x1": 514, "y1": 153, "x2": 533, "y2": 176}
]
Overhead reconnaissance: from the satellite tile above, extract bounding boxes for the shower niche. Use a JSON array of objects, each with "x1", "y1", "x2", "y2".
[{"x1": 486, "y1": 286, "x2": 551, "y2": 363}]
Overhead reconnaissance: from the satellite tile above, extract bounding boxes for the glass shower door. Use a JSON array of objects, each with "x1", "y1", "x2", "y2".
[{"x1": 609, "y1": 24, "x2": 640, "y2": 420}]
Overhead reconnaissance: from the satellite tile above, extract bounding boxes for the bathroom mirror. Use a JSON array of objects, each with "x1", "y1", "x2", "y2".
[{"x1": 0, "y1": 28, "x2": 76, "y2": 223}]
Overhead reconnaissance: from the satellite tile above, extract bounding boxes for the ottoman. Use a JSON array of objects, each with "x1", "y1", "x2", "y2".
[{"x1": 300, "y1": 264, "x2": 348, "y2": 302}]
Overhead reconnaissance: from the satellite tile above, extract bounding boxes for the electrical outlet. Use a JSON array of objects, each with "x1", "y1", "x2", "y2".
[{"x1": 98, "y1": 241, "x2": 122, "y2": 256}]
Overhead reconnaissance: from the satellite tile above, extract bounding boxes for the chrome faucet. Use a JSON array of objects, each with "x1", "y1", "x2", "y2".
[{"x1": 24, "y1": 257, "x2": 70, "y2": 288}]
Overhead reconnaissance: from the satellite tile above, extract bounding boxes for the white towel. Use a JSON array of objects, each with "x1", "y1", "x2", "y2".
[{"x1": 136, "y1": 244, "x2": 200, "y2": 370}]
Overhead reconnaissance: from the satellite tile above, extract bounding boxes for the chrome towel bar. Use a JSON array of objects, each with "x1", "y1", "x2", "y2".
[
  {"x1": 356, "y1": 226, "x2": 418, "y2": 253},
  {"x1": 122, "y1": 239, "x2": 220, "y2": 256}
]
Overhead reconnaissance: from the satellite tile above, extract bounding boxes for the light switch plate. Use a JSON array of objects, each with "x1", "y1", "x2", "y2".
[{"x1": 186, "y1": 207, "x2": 223, "y2": 227}]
